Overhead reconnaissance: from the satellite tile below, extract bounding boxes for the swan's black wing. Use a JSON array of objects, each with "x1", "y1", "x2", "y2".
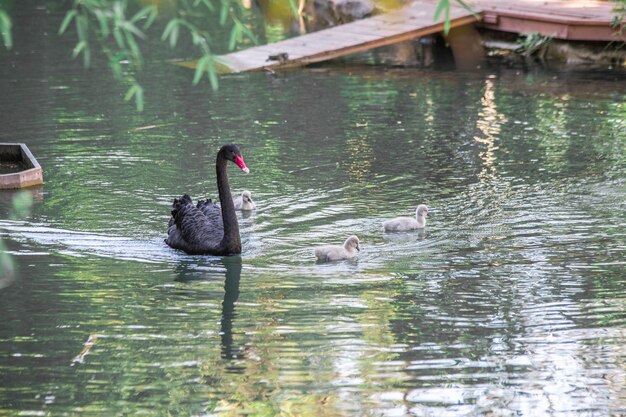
[
  {"x1": 196, "y1": 198, "x2": 223, "y2": 226},
  {"x1": 165, "y1": 194, "x2": 224, "y2": 255}
]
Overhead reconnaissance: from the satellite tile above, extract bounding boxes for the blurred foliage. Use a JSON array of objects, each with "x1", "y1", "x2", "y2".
[
  {"x1": 56, "y1": 0, "x2": 257, "y2": 111},
  {"x1": 612, "y1": 0, "x2": 626, "y2": 33},
  {"x1": 0, "y1": 191, "x2": 33, "y2": 290},
  {"x1": 516, "y1": 32, "x2": 553, "y2": 56},
  {"x1": 434, "y1": 0, "x2": 475, "y2": 35}
]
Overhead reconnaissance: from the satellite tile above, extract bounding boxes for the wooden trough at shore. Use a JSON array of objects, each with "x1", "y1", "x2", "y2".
[{"x1": 0, "y1": 143, "x2": 44, "y2": 189}]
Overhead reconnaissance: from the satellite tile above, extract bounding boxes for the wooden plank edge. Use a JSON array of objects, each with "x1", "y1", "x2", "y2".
[{"x1": 261, "y1": 14, "x2": 481, "y2": 71}]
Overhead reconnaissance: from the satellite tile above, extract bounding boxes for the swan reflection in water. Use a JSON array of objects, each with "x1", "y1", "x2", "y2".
[{"x1": 174, "y1": 256, "x2": 243, "y2": 360}]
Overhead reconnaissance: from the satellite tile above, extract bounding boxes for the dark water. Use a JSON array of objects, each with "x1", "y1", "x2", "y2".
[{"x1": 1, "y1": 4, "x2": 626, "y2": 417}]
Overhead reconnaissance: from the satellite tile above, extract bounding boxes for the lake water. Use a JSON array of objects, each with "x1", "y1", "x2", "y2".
[{"x1": 1, "y1": 4, "x2": 626, "y2": 417}]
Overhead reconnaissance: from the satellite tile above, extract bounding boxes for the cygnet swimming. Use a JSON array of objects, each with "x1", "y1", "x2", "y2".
[
  {"x1": 314, "y1": 235, "x2": 360, "y2": 262},
  {"x1": 233, "y1": 190, "x2": 256, "y2": 211},
  {"x1": 383, "y1": 204, "x2": 428, "y2": 232}
]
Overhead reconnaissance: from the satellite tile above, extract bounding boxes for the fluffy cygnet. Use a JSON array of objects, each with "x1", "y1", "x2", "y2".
[
  {"x1": 314, "y1": 235, "x2": 360, "y2": 262},
  {"x1": 383, "y1": 204, "x2": 428, "y2": 232},
  {"x1": 233, "y1": 190, "x2": 256, "y2": 211}
]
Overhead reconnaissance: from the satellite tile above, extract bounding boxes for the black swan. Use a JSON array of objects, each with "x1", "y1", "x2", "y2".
[{"x1": 165, "y1": 144, "x2": 250, "y2": 255}]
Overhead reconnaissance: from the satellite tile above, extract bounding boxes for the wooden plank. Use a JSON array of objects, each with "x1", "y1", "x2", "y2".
[
  {"x1": 216, "y1": 0, "x2": 623, "y2": 73},
  {"x1": 476, "y1": 0, "x2": 625, "y2": 41}
]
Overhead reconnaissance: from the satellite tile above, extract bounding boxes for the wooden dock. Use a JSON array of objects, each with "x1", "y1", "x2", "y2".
[{"x1": 216, "y1": 0, "x2": 624, "y2": 73}]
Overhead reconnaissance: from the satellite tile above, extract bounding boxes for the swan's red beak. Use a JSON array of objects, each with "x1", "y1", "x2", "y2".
[{"x1": 234, "y1": 154, "x2": 250, "y2": 174}]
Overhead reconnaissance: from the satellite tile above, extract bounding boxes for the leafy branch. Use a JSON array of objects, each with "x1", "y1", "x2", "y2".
[
  {"x1": 57, "y1": 0, "x2": 255, "y2": 111},
  {"x1": 58, "y1": 0, "x2": 157, "y2": 111}
]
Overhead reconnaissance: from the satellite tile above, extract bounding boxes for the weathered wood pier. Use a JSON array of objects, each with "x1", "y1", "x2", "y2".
[{"x1": 214, "y1": 0, "x2": 624, "y2": 73}]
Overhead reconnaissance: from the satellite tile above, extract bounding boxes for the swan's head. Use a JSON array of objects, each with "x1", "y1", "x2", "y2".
[
  {"x1": 416, "y1": 204, "x2": 428, "y2": 218},
  {"x1": 344, "y1": 235, "x2": 360, "y2": 252},
  {"x1": 221, "y1": 144, "x2": 250, "y2": 174},
  {"x1": 242, "y1": 190, "x2": 253, "y2": 203}
]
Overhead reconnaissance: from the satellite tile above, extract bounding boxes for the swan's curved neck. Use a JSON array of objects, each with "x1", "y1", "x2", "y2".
[
  {"x1": 216, "y1": 152, "x2": 241, "y2": 252},
  {"x1": 415, "y1": 212, "x2": 426, "y2": 228}
]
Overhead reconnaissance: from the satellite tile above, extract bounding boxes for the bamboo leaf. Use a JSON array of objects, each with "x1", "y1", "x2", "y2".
[
  {"x1": 113, "y1": 27, "x2": 125, "y2": 48},
  {"x1": 76, "y1": 14, "x2": 88, "y2": 43},
  {"x1": 120, "y1": 21, "x2": 146, "y2": 40},
  {"x1": 202, "y1": 0, "x2": 215, "y2": 13},
  {"x1": 94, "y1": 10, "x2": 110, "y2": 37},
  {"x1": 161, "y1": 19, "x2": 181, "y2": 47},
  {"x1": 0, "y1": 10, "x2": 12, "y2": 50},
  {"x1": 193, "y1": 55, "x2": 209, "y2": 85},
  {"x1": 455, "y1": 0, "x2": 479, "y2": 18},
  {"x1": 161, "y1": 19, "x2": 176, "y2": 40},
  {"x1": 124, "y1": 30, "x2": 142, "y2": 66},
  {"x1": 143, "y1": 7, "x2": 158, "y2": 30},
  {"x1": 72, "y1": 40, "x2": 86, "y2": 58},
  {"x1": 134, "y1": 84, "x2": 144, "y2": 112},
  {"x1": 58, "y1": 10, "x2": 76, "y2": 35},
  {"x1": 170, "y1": 23, "x2": 179, "y2": 47},
  {"x1": 433, "y1": 0, "x2": 449, "y2": 21},
  {"x1": 287, "y1": 0, "x2": 299, "y2": 18},
  {"x1": 109, "y1": 57, "x2": 123, "y2": 80},
  {"x1": 130, "y1": 6, "x2": 153, "y2": 24},
  {"x1": 84, "y1": 45, "x2": 91, "y2": 67},
  {"x1": 113, "y1": 1, "x2": 124, "y2": 21},
  {"x1": 228, "y1": 24, "x2": 239, "y2": 51},
  {"x1": 219, "y1": 1, "x2": 228, "y2": 25},
  {"x1": 191, "y1": 31, "x2": 202, "y2": 45},
  {"x1": 124, "y1": 84, "x2": 137, "y2": 101},
  {"x1": 207, "y1": 58, "x2": 218, "y2": 91},
  {"x1": 443, "y1": 12, "x2": 450, "y2": 34},
  {"x1": 237, "y1": 20, "x2": 258, "y2": 44}
]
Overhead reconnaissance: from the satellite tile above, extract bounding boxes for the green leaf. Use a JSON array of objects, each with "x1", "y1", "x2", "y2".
[
  {"x1": 200, "y1": 0, "x2": 215, "y2": 13},
  {"x1": 72, "y1": 40, "x2": 87, "y2": 58},
  {"x1": 76, "y1": 13, "x2": 87, "y2": 42},
  {"x1": 113, "y1": 27, "x2": 125, "y2": 48},
  {"x1": 134, "y1": 84, "x2": 144, "y2": 112},
  {"x1": 0, "y1": 10, "x2": 12, "y2": 50},
  {"x1": 169, "y1": 23, "x2": 179, "y2": 47},
  {"x1": 219, "y1": 0, "x2": 228, "y2": 25},
  {"x1": 433, "y1": 0, "x2": 449, "y2": 21},
  {"x1": 130, "y1": 6, "x2": 153, "y2": 24},
  {"x1": 193, "y1": 55, "x2": 209, "y2": 85},
  {"x1": 287, "y1": 0, "x2": 299, "y2": 18},
  {"x1": 161, "y1": 19, "x2": 181, "y2": 47},
  {"x1": 207, "y1": 58, "x2": 218, "y2": 91},
  {"x1": 191, "y1": 31, "x2": 202, "y2": 46},
  {"x1": 120, "y1": 21, "x2": 146, "y2": 40},
  {"x1": 237, "y1": 19, "x2": 257, "y2": 44},
  {"x1": 109, "y1": 58, "x2": 123, "y2": 80},
  {"x1": 124, "y1": 84, "x2": 138, "y2": 101},
  {"x1": 113, "y1": 1, "x2": 124, "y2": 21},
  {"x1": 94, "y1": 10, "x2": 110, "y2": 37},
  {"x1": 455, "y1": 0, "x2": 479, "y2": 18},
  {"x1": 58, "y1": 10, "x2": 76, "y2": 35},
  {"x1": 228, "y1": 24, "x2": 239, "y2": 51},
  {"x1": 143, "y1": 7, "x2": 158, "y2": 30},
  {"x1": 124, "y1": 30, "x2": 142, "y2": 65}
]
